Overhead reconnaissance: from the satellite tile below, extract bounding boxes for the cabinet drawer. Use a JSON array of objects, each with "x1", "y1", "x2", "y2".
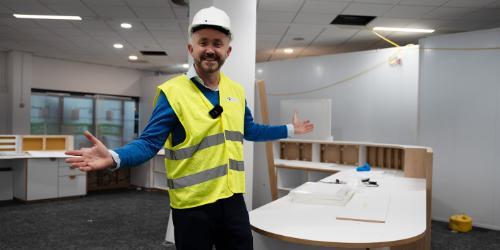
[
  {"x1": 58, "y1": 175, "x2": 86, "y2": 197},
  {"x1": 58, "y1": 166, "x2": 86, "y2": 176}
]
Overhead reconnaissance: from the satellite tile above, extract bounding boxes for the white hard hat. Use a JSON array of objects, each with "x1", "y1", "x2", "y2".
[{"x1": 189, "y1": 6, "x2": 231, "y2": 37}]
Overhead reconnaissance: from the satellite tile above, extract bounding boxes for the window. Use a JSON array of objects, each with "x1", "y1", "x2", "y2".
[{"x1": 30, "y1": 89, "x2": 139, "y2": 149}]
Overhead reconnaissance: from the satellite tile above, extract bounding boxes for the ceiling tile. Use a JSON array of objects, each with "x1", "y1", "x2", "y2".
[
  {"x1": 293, "y1": 12, "x2": 335, "y2": 25},
  {"x1": 301, "y1": 0, "x2": 350, "y2": 14},
  {"x1": 405, "y1": 19, "x2": 450, "y2": 30},
  {"x1": 342, "y1": 3, "x2": 394, "y2": 16},
  {"x1": 106, "y1": 19, "x2": 147, "y2": 32},
  {"x1": 277, "y1": 35, "x2": 315, "y2": 48},
  {"x1": 172, "y1": 7, "x2": 188, "y2": 20},
  {"x1": 0, "y1": 4, "x2": 12, "y2": 13},
  {"x1": 258, "y1": 11, "x2": 296, "y2": 23},
  {"x1": 353, "y1": 0, "x2": 399, "y2": 4},
  {"x1": 52, "y1": 28, "x2": 89, "y2": 37},
  {"x1": 151, "y1": 31, "x2": 186, "y2": 40},
  {"x1": 487, "y1": 0, "x2": 500, "y2": 7},
  {"x1": 143, "y1": 19, "x2": 181, "y2": 31},
  {"x1": 424, "y1": 7, "x2": 476, "y2": 20},
  {"x1": 36, "y1": 19, "x2": 76, "y2": 29},
  {"x1": 88, "y1": 5, "x2": 136, "y2": 18},
  {"x1": 0, "y1": 17, "x2": 39, "y2": 27},
  {"x1": 82, "y1": 0, "x2": 126, "y2": 6},
  {"x1": 47, "y1": 3, "x2": 97, "y2": 17},
  {"x1": 464, "y1": 8, "x2": 500, "y2": 21},
  {"x1": 132, "y1": 7, "x2": 176, "y2": 19},
  {"x1": 257, "y1": 22, "x2": 289, "y2": 35},
  {"x1": 444, "y1": 0, "x2": 497, "y2": 8},
  {"x1": 368, "y1": 17, "x2": 416, "y2": 27},
  {"x1": 397, "y1": 0, "x2": 449, "y2": 6},
  {"x1": 383, "y1": 5, "x2": 436, "y2": 18},
  {"x1": 4, "y1": 2, "x2": 54, "y2": 14},
  {"x1": 39, "y1": 0, "x2": 83, "y2": 4},
  {"x1": 287, "y1": 23, "x2": 324, "y2": 36},
  {"x1": 259, "y1": 0, "x2": 304, "y2": 12},
  {"x1": 125, "y1": 0, "x2": 170, "y2": 7},
  {"x1": 118, "y1": 30, "x2": 153, "y2": 39},
  {"x1": 73, "y1": 20, "x2": 109, "y2": 30},
  {"x1": 313, "y1": 26, "x2": 359, "y2": 44}
]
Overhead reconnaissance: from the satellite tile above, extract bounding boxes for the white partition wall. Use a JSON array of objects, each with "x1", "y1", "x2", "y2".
[
  {"x1": 253, "y1": 46, "x2": 420, "y2": 208},
  {"x1": 418, "y1": 28, "x2": 500, "y2": 229}
]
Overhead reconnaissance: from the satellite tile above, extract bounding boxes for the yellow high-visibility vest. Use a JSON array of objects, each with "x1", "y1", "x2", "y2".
[{"x1": 155, "y1": 73, "x2": 246, "y2": 209}]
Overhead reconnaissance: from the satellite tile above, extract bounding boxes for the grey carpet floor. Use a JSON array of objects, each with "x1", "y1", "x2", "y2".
[
  {"x1": 1, "y1": 189, "x2": 500, "y2": 250},
  {"x1": 0, "y1": 189, "x2": 173, "y2": 250}
]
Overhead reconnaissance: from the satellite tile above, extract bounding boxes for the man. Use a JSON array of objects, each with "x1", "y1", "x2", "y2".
[{"x1": 65, "y1": 6, "x2": 313, "y2": 250}]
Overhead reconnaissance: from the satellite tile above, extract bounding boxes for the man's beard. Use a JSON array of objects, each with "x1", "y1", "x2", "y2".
[{"x1": 195, "y1": 53, "x2": 225, "y2": 73}]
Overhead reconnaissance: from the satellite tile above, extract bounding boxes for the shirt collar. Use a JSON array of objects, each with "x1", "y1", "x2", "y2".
[{"x1": 186, "y1": 64, "x2": 219, "y2": 91}]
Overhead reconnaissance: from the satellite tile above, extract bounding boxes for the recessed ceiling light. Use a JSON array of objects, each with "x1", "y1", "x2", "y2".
[
  {"x1": 13, "y1": 14, "x2": 82, "y2": 20},
  {"x1": 129, "y1": 55, "x2": 138, "y2": 61},
  {"x1": 182, "y1": 63, "x2": 189, "y2": 69},
  {"x1": 284, "y1": 48, "x2": 294, "y2": 54},
  {"x1": 373, "y1": 27, "x2": 435, "y2": 33},
  {"x1": 113, "y1": 43, "x2": 124, "y2": 49},
  {"x1": 292, "y1": 37, "x2": 304, "y2": 41},
  {"x1": 257, "y1": 69, "x2": 263, "y2": 74},
  {"x1": 121, "y1": 23, "x2": 132, "y2": 29}
]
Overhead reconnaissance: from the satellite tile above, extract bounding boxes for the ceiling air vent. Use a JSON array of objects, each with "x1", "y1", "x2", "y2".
[
  {"x1": 140, "y1": 51, "x2": 168, "y2": 56},
  {"x1": 331, "y1": 15, "x2": 376, "y2": 26}
]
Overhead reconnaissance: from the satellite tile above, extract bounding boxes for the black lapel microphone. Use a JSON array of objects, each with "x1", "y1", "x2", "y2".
[{"x1": 209, "y1": 105, "x2": 223, "y2": 119}]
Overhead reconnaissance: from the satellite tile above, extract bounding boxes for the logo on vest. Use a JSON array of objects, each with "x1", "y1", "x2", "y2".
[{"x1": 227, "y1": 96, "x2": 239, "y2": 102}]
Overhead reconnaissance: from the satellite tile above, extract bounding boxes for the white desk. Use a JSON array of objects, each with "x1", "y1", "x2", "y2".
[
  {"x1": 250, "y1": 171, "x2": 426, "y2": 249},
  {"x1": 0, "y1": 151, "x2": 86, "y2": 201}
]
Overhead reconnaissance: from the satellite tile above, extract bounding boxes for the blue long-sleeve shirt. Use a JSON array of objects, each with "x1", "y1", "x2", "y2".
[{"x1": 113, "y1": 76, "x2": 289, "y2": 168}]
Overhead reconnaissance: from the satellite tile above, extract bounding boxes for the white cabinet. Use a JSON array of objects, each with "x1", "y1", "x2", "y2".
[
  {"x1": 13, "y1": 158, "x2": 86, "y2": 201},
  {"x1": 131, "y1": 154, "x2": 168, "y2": 191},
  {"x1": 26, "y1": 158, "x2": 59, "y2": 200}
]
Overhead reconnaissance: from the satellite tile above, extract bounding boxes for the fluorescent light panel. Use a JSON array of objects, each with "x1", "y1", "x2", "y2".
[
  {"x1": 13, "y1": 14, "x2": 82, "y2": 20},
  {"x1": 373, "y1": 27, "x2": 435, "y2": 33}
]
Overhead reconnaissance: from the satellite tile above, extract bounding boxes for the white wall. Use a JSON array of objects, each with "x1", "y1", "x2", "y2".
[
  {"x1": 0, "y1": 51, "x2": 8, "y2": 133},
  {"x1": 138, "y1": 73, "x2": 177, "y2": 132},
  {"x1": 253, "y1": 47, "x2": 420, "y2": 208},
  {"x1": 32, "y1": 56, "x2": 143, "y2": 97},
  {"x1": 418, "y1": 28, "x2": 500, "y2": 230}
]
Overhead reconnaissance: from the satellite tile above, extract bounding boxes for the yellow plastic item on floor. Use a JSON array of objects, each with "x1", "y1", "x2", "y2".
[{"x1": 449, "y1": 214, "x2": 472, "y2": 233}]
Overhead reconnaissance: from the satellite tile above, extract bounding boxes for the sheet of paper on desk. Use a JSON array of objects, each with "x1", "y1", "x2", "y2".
[
  {"x1": 289, "y1": 182, "x2": 356, "y2": 206},
  {"x1": 26, "y1": 151, "x2": 69, "y2": 158},
  {"x1": 336, "y1": 192, "x2": 391, "y2": 223}
]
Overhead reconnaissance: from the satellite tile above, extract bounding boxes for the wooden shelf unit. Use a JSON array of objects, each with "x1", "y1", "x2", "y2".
[
  {"x1": 0, "y1": 135, "x2": 21, "y2": 155},
  {"x1": 271, "y1": 139, "x2": 432, "y2": 199},
  {"x1": 21, "y1": 135, "x2": 74, "y2": 151}
]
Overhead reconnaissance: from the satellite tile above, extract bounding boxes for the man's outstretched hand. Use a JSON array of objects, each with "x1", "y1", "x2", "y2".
[
  {"x1": 65, "y1": 131, "x2": 115, "y2": 172},
  {"x1": 292, "y1": 111, "x2": 314, "y2": 135}
]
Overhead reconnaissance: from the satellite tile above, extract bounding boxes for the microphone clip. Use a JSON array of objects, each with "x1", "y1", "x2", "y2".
[{"x1": 209, "y1": 105, "x2": 223, "y2": 119}]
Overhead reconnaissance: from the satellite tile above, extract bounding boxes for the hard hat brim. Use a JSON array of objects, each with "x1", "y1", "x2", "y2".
[{"x1": 190, "y1": 24, "x2": 231, "y2": 37}]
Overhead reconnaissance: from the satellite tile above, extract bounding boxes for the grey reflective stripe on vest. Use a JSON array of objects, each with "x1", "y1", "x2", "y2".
[
  {"x1": 167, "y1": 164, "x2": 228, "y2": 189},
  {"x1": 164, "y1": 133, "x2": 225, "y2": 160},
  {"x1": 229, "y1": 159, "x2": 245, "y2": 171},
  {"x1": 225, "y1": 130, "x2": 243, "y2": 143}
]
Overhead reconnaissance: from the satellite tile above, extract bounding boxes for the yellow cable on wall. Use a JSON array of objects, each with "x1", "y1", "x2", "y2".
[{"x1": 265, "y1": 30, "x2": 500, "y2": 97}]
